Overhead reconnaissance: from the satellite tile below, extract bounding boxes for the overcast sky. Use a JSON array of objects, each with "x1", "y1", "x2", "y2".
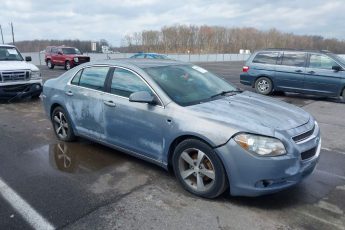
[{"x1": 1, "y1": 0, "x2": 344, "y2": 46}]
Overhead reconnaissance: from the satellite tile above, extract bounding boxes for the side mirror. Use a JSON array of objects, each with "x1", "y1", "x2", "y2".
[
  {"x1": 25, "y1": 56, "x2": 32, "y2": 62},
  {"x1": 58, "y1": 51, "x2": 63, "y2": 55},
  {"x1": 332, "y1": 65, "x2": 342, "y2": 72},
  {"x1": 129, "y1": 91, "x2": 155, "y2": 104}
]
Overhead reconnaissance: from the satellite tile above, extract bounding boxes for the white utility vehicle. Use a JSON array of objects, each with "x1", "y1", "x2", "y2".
[{"x1": 0, "y1": 45, "x2": 42, "y2": 100}]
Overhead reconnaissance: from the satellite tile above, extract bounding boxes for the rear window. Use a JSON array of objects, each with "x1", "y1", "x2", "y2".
[
  {"x1": 281, "y1": 52, "x2": 306, "y2": 67},
  {"x1": 78, "y1": 66, "x2": 109, "y2": 91},
  {"x1": 252, "y1": 52, "x2": 278, "y2": 65}
]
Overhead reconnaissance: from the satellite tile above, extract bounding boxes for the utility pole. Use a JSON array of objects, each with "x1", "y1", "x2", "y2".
[
  {"x1": 0, "y1": 25, "x2": 4, "y2": 44},
  {"x1": 10, "y1": 22, "x2": 15, "y2": 45}
]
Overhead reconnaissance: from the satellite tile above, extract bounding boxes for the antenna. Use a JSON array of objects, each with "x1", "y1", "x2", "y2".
[
  {"x1": 10, "y1": 22, "x2": 15, "y2": 45},
  {"x1": 0, "y1": 25, "x2": 4, "y2": 44}
]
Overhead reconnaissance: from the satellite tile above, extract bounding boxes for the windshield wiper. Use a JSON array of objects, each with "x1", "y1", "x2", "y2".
[{"x1": 210, "y1": 89, "x2": 242, "y2": 99}]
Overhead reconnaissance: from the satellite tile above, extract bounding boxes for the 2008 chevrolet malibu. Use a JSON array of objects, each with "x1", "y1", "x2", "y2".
[{"x1": 42, "y1": 59, "x2": 321, "y2": 198}]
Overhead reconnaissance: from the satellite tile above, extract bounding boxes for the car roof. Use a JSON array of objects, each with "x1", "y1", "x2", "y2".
[
  {"x1": 260, "y1": 48, "x2": 333, "y2": 54},
  {"x1": 89, "y1": 58, "x2": 186, "y2": 69},
  {"x1": 47, "y1": 46, "x2": 76, "y2": 49},
  {"x1": 135, "y1": 53, "x2": 166, "y2": 55},
  {"x1": 0, "y1": 44, "x2": 16, "y2": 48}
]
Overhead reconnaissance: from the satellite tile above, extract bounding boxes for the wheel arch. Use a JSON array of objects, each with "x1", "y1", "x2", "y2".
[
  {"x1": 50, "y1": 102, "x2": 77, "y2": 134},
  {"x1": 340, "y1": 84, "x2": 345, "y2": 97}
]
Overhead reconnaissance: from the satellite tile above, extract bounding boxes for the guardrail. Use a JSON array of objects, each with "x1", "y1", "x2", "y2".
[{"x1": 21, "y1": 52, "x2": 251, "y2": 66}]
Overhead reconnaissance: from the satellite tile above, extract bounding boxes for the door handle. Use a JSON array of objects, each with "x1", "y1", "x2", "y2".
[
  {"x1": 103, "y1": 100, "x2": 116, "y2": 107},
  {"x1": 295, "y1": 70, "x2": 303, "y2": 73},
  {"x1": 308, "y1": 71, "x2": 315, "y2": 74},
  {"x1": 65, "y1": 90, "x2": 73, "y2": 96}
]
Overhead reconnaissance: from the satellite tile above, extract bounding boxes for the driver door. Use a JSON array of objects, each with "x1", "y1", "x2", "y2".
[{"x1": 102, "y1": 67, "x2": 167, "y2": 161}]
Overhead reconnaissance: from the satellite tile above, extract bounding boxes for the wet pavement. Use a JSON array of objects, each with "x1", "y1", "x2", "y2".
[{"x1": 0, "y1": 62, "x2": 344, "y2": 229}]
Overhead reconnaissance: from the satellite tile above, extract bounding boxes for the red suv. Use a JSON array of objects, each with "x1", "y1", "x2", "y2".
[{"x1": 45, "y1": 46, "x2": 90, "y2": 70}]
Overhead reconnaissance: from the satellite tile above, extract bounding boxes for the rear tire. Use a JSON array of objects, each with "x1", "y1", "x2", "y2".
[
  {"x1": 31, "y1": 93, "x2": 41, "y2": 99},
  {"x1": 51, "y1": 106, "x2": 76, "y2": 142},
  {"x1": 172, "y1": 139, "x2": 228, "y2": 198},
  {"x1": 255, "y1": 77, "x2": 273, "y2": 95},
  {"x1": 47, "y1": 60, "x2": 54, "y2": 69}
]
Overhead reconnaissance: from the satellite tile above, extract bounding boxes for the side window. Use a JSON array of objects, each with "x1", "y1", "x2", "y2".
[
  {"x1": 309, "y1": 54, "x2": 338, "y2": 70},
  {"x1": 78, "y1": 66, "x2": 109, "y2": 90},
  {"x1": 252, "y1": 52, "x2": 278, "y2": 64},
  {"x1": 52, "y1": 47, "x2": 58, "y2": 54},
  {"x1": 132, "y1": 54, "x2": 144, "y2": 58},
  {"x1": 281, "y1": 52, "x2": 306, "y2": 67},
  {"x1": 71, "y1": 69, "x2": 83, "y2": 85},
  {"x1": 110, "y1": 68, "x2": 152, "y2": 97}
]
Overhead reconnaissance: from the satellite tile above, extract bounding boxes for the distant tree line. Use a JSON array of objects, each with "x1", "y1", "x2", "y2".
[
  {"x1": 122, "y1": 25, "x2": 345, "y2": 54},
  {"x1": 13, "y1": 39, "x2": 110, "y2": 53}
]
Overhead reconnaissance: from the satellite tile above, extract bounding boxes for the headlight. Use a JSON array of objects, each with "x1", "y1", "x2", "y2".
[
  {"x1": 73, "y1": 57, "x2": 79, "y2": 62},
  {"x1": 234, "y1": 133, "x2": 286, "y2": 156},
  {"x1": 31, "y1": 71, "x2": 41, "y2": 79}
]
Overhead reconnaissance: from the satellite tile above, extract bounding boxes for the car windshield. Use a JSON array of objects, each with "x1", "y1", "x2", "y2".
[
  {"x1": 0, "y1": 47, "x2": 23, "y2": 61},
  {"x1": 335, "y1": 54, "x2": 345, "y2": 65},
  {"x1": 62, "y1": 48, "x2": 81, "y2": 55},
  {"x1": 154, "y1": 54, "x2": 169, "y2": 59},
  {"x1": 145, "y1": 65, "x2": 238, "y2": 106}
]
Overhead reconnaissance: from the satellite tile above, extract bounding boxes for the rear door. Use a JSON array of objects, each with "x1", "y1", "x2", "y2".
[
  {"x1": 274, "y1": 51, "x2": 307, "y2": 92},
  {"x1": 304, "y1": 53, "x2": 342, "y2": 96},
  {"x1": 51, "y1": 47, "x2": 59, "y2": 64},
  {"x1": 64, "y1": 65, "x2": 111, "y2": 139}
]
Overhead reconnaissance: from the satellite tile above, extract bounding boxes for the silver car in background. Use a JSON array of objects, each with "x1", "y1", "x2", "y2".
[{"x1": 42, "y1": 59, "x2": 321, "y2": 198}]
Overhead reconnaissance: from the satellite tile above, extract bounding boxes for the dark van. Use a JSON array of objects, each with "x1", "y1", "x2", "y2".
[{"x1": 240, "y1": 49, "x2": 345, "y2": 101}]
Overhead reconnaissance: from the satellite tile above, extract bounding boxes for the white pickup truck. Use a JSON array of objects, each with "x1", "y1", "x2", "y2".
[{"x1": 0, "y1": 44, "x2": 42, "y2": 100}]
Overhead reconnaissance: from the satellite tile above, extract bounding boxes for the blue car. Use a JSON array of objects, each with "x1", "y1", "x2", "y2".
[
  {"x1": 240, "y1": 49, "x2": 345, "y2": 101},
  {"x1": 130, "y1": 53, "x2": 170, "y2": 60},
  {"x1": 42, "y1": 59, "x2": 321, "y2": 198}
]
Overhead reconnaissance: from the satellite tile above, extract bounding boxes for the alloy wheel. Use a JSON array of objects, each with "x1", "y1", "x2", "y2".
[
  {"x1": 257, "y1": 79, "x2": 270, "y2": 93},
  {"x1": 53, "y1": 111, "x2": 69, "y2": 139},
  {"x1": 178, "y1": 148, "x2": 215, "y2": 192}
]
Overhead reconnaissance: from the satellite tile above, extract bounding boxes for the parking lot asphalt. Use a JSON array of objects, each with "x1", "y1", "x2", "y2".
[{"x1": 0, "y1": 62, "x2": 344, "y2": 230}]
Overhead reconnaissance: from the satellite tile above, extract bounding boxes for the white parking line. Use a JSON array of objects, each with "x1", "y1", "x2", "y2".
[
  {"x1": 0, "y1": 178, "x2": 55, "y2": 230},
  {"x1": 321, "y1": 147, "x2": 345, "y2": 155}
]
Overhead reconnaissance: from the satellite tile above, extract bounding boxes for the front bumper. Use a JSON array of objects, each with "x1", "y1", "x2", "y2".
[
  {"x1": 71, "y1": 57, "x2": 90, "y2": 67},
  {"x1": 215, "y1": 123, "x2": 321, "y2": 197},
  {"x1": 0, "y1": 80, "x2": 43, "y2": 99}
]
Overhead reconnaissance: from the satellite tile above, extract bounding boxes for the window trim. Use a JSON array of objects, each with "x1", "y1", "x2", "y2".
[
  {"x1": 67, "y1": 64, "x2": 164, "y2": 108},
  {"x1": 280, "y1": 51, "x2": 307, "y2": 67}
]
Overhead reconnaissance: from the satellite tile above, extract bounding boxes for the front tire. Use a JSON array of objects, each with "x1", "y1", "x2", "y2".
[
  {"x1": 51, "y1": 106, "x2": 76, "y2": 142},
  {"x1": 172, "y1": 139, "x2": 228, "y2": 198},
  {"x1": 65, "y1": 61, "x2": 71, "y2": 70},
  {"x1": 340, "y1": 88, "x2": 345, "y2": 102},
  {"x1": 255, "y1": 77, "x2": 273, "y2": 95},
  {"x1": 47, "y1": 60, "x2": 54, "y2": 69}
]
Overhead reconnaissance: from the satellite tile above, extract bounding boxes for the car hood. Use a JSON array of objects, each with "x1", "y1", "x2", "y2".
[
  {"x1": 188, "y1": 91, "x2": 310, "y2": 132},
  {"x1": 0, "y1": 61, "x2": 39, "y2": 71}
]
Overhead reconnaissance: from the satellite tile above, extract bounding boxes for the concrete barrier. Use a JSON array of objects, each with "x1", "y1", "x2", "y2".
[{"x1": 21, "y1": 52, "x2": 251, "y2": 66}]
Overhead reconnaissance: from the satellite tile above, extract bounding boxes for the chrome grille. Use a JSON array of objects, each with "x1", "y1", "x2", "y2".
[{"x1": 0, "y1": 71, "x2": 30, "y2": 82}]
